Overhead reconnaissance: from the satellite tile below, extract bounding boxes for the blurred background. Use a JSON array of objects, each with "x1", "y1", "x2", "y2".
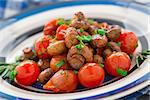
[{"x1": 0, "y1": 0, "x2": 149, "y2": 100}]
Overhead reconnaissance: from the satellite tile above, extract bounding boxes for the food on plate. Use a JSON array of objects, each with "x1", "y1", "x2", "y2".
[
  {"x1": 0, "y1": 12, "x2": 149, "y2": 93},
  {"x1": 105, "y1": 52, "x2": 131, "y2": 76},
  {"x1": 15, "y1": 60, "x2": 40, "y2": 85},
  {"x1": 38, "y1": 68, "x2": 54, "y2": 84},
  {"x1": 43, "y1": 70, "x2": 78, "y2": 92},
  {"x1": 78, "y1": 63, "x2": 105, "y2": 88},
  {"x1": 50, "y1": 54, "x2": 70, "y2": 72},
  {"x1": 116, "y1": 31, "x2": 138, "y2": 54}
]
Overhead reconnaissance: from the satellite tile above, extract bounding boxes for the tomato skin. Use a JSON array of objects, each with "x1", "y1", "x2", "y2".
[
  {"x1": 116, "y1": 31, "x2": 138, "y2": 54},
  {"x1": 43, "y1": 70, "x2": 78, "y2": 92},
  {"x1": 78, "y1": 63, "x2": 105, "y2": 88},
  {"x1": 56, "y1": 25, "x2": 68, "y2": 40},
  {"x1": 56, "y1": 24, "x2": 68, "y2": 34},
  {"x1": 56, "y1": 31, "x2": 66, "y2": 40},
  {"x1": 105, "y1": 52, "x2": 131, "y2": 76},
  {"x1": 50, "y1": 54, "x2": 70, "y2": 72},
  {"x1": 43, "y1": 19, "x2": 58, "y2": 36},
  {"x1": 15, "y1": 60, "x2": 40, "y2": 86},
  {"x1": 34, "y1": 36, "x2": 51, "y2": 59}
]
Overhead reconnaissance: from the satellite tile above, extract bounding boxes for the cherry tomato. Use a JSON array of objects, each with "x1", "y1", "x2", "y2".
[
  {"x1": 15, "y1": 60, "x2": 40, "y2": 86},
  {"x1": 43, "y1": 70, "x2": 78, "y2": 92},
  {"x1": 78, "y1": 63, "x2": 105, "y2": 88},
  {"x1": 56, "y1": 24, "x2": 68, "y2": 40},
  {"x1": 56, "y1": 24, "x2": 68, "y2": 34},
  {"x1": 56, "y1": 31, "x2": 66, "y2": 40},
  {"x1": 50, "y1": 54, "x2": 70, "y2": 72},
  {"x1": 105, "y1": 52, "x2": 131, "y2": 77},
  {"x1": 34, "y1": 36, "x2": 51, "y2": 59},
  {"x1": 43, "y1": 19, "x2": 59, "y2": 36},
  {"x1": 116, "y1": 31, "x2": 138, "y2": 54}
]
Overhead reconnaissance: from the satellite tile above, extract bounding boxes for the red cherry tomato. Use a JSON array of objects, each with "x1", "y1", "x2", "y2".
[
  {"x1": 105, "y1": 52, "x2": 131, "y2": 77},
  {"x1": 116, "y1": 31, "x2": 138, "y2": 54},
  {"x1": 78, "y1": 63, "x2": 105, "y2": 88},
  {"x1": 56, "y1": 31, "x2": 66, "y2": 40},
  {"x1": 15, "y1": 60, "x2": 40, "y2": 86},
  {"x1": 34, "y1": 36, "x2": 51, "y2": 59},
  {"x1": 56, "y1": 25, "x2": 68, "y2": 40},
  {"x1": 56, "y1": 24, "x2": 68, "y2": 34},
  {"x1": 43, "y1": 70, "x2": 78, "y2": 92},
  {"x1": 43, "y1": 19, "x2": 59, "y2": 36}
]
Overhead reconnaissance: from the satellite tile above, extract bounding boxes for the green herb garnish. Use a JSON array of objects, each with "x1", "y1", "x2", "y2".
[
  {"x1": 116, "y1": 68, "x2": 127, "y2": 76},
  {"x1": 0, "y1": 62, "x2": 19, "y2": 82},
  {"x1": 135, "y1": 50, "x2": 150, "y2": 67},
  {"x1": 88, "y1": 19, "x2": 94, "y2": 24},
  {"x1": 55, "y1": 60, "x2": 65, "y2": 68},
  {"x1": 81, "y1": 35, "x2": 92, "y2": 42},
  {"x1": 66, "y1": 20, "x2": 71, "y2": 25},
  {"x1": 74, "y1": 70, "x2": 78, "y2": 74},
  {"x1": 75, "y1": 44, "x2": 84, "y2": 49},
  {"x1": 57, "y1": 21, "x2": 64, "y2": 25},
  {"x1": 80, "y1": 28, "x2": 84, "y2": 33},
  {"x1": 57, "y1": 18, "x2": 65, "y2": 25},
  {"x1": 117, "y1": 42, "x2": 121, "y2": 47},
  {"x1": 97, "y1": 29, "x2": 106, "y2": 36},
  {"x1": 99, "y1": 63, "x2": 104, "y2": 68},
  {"x1": 9, "y1": 70, "x2": 17, "y2": 81}
]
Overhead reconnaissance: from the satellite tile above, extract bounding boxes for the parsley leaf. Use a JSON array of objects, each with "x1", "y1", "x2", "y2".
[
  {"x1": 55, "y1": 60, "x2": 65, "y2": 68},
  {"x1": 116, "y1": 68, "x2": 127, "y2": 76}
]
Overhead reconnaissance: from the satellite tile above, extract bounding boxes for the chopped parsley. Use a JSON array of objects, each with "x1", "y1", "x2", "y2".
[
  {"x1": 117, "y1": 42, "x2": 121, "y2": 47},
  {"x1": 99, "y1": 63, "x2": 104, "y2": 68},
  {"x1": 80, "y1": 28, "x2": 84, "y2": 33},
  {"x1": 116, "y1": 68, "x2": 127, "y2": 76},
  {"x1": 55, "y1": 60, "x2": 65, "y2": 68},
  {"x1": 97, "y1": 29, "x2": 106, "y2": 36}
]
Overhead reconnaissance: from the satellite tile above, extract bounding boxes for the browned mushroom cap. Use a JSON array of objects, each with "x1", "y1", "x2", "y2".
[
  {"x1": 72, "y1": 12, "x2": 85, "y2": 21},
  {"x1": 38, "y1": 59, "x2": 50, "y2": 71},
  {"x1": 91, "y1": 34, "x2": 108, "y2": 48},
  {"x1": 88, "y1": 25, "x2": 99, "y2": 35},
  {"x1": 70, "y1": 12, "x2": 90, "y2": 30},
  {"x1": 77, "y1": 29, "x2": 90, "y2": 36},
  {"x1": 47, "y1": 40, "x2": 67, "y2": 56},
  {"x1": 107, "y1": 42, "x2": 121, "y2": 52},
  {"x1": 38, "y1": 68, "x2": 54, "y2": 84},
  {"x1": 65, "y1": 27, "x2": 79, "y2": 48},
  {"x1": 68, "y1": 54, "x2": 85, "y2": 70},
  {"x1": 85, "y1": 43, "x2": 95, "y2": 54},
  {"x1": 67, "y1": 45, "x2": 93, "y2": 70},
  {"x1": 93, "y1": 55, "x2": 103, "y2": 64},
  {"x1": 103, "y1": 48, "x2": 112, "y2": 57},
  {"x1": 96, "y1": 48, "x2": 103, "y2": 55},
  {"x1": 106, "y1": 25, "x2": 121, "y2": 41},
  {"x1": 23, "y1": 47, "x2": 34, "y2": 58}
]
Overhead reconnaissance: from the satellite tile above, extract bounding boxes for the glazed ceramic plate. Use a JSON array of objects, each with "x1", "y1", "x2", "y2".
[{"x1": 0, "y1": 0, "x2": 149, "y2": 99}]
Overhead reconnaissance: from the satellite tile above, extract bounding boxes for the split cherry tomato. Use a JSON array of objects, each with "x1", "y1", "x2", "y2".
[
  {"x1": 34, "y1": 36, "x2": 51, "y2": 59},
  {"x1": 50, "y1": 54, "x2": 70, "y2": 72},
  {"x1": 78, "y1": 63, "x2": 105, "y2": 88},
  {"x1": 43, "y1": 70, "x2": 78, "y2": 93},
  {"x1": 56, "y1": 24, "x2": 68, "y2": 40},
  {"x1": 15, "y1": 60, "x2": 40, "y2": 86},
  {"x1": 116, "y1": 31, "x2": 138, "y2": 54},
  {"x1": 43, "y1": 19, "x2": 59, "y2": 36},
  {"x1": 105, "y1": 52, "x2": 131, "y2": 77}
]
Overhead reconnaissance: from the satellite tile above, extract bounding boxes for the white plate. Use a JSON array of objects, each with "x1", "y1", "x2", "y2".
[{"x1": 0, "y1": 1, "x2": 149, "y2": 99}]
